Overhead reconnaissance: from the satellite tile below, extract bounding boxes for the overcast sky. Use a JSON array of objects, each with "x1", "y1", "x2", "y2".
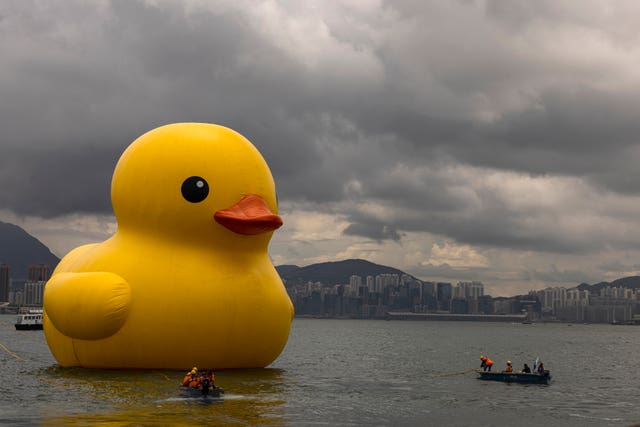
[{"x1": 3, "y1": 0, "x2": 640, "y2": 295}]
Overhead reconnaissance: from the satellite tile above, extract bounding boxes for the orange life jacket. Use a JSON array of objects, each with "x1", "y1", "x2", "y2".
[
  {"x1": 181, "y1": 374, "x2": 193, "y2": 387},
  {"x1": 189, "y1": 376, "x2": 201, "y2": 388}
]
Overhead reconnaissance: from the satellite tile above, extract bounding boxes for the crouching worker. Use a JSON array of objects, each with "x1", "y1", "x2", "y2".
[{"x1": 480, "y1": 356, "x2": 494, "y2": 372}]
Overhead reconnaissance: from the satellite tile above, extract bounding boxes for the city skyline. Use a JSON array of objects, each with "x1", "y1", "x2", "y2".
[
  {"x1": 4, "y1": 2, "x2": 640, "y2": 297},
  {"x1": 289, "y1": 270, "x2": 640, "y2": 324},
  {"x1": 5, "y1": 261, "x2": 638, "y2": 324},
  {"x1": 3, "y1": 229, "x2": 640, "y2": 300}
]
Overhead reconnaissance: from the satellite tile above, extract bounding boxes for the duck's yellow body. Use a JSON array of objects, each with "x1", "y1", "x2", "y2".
[{"x1": 43, "y1": 123, "x2": 293, "y2": 369}]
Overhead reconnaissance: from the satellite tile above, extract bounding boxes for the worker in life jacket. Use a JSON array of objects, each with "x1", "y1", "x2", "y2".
[
  {"x1": 480, "y1": 355, "x2": 494, "y2": 372},
  {"x1": 182, "y1": 367, "x2": 199, "y2": 387},
  {"x1": 201, "y1": 369, "x2": 215, "y2": 387},
  {"x1": 200, "y1": 369, "x2": 215, "y2": 396},
  {"x1": 189, "y1": 373, "x2": 202, "y2": 389},
  {"x1": 504, "y1": 360, "x2": 513, "y2": 373}
]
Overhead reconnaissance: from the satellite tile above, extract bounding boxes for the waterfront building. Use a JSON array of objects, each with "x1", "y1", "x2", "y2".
[
  {"x1": 349, "y1": 274, "x2": 362, "y2": 288},
  {"x1": 477, "y1": 295, "x2": 494, "y2": 314},
  {"x1": 376, "y1": 274, "x2": 399, "y2": 288},
  {"x1": 9, "y1": 290, "x2": 24, "y2": 306},
  {"x1": 583, "y1": 295, "x2": 633, "y2": 323},
  {"x1": 566, "y1": 288, "x2": 590, "y2": 307},
  {"x1": 366, "y1": 276, "x2": 375, "y2": 293},
  {"x1": 28, "y1": 264, "x2": 51, "y2": 282},
  {"x1": 422, "y1": 281, "x2": 435, "y2": 297},
  {"x1": 349, "y1": 275, "x2": 367, "y2": 297},
  {"x1": 421, "y1": 282, "x2": 437, "y2": 310},
  {"x1": 436, "y1": 282, "x2": 452, "y2": 311},
  {"x1": 283, "y1": 265, "x2": 640, "y2": 322},
  {"x1": 454, "y1": 281, "x2": 484, "y2": 300},
  {"x1": 493, "y1": 297, "x2": 514, "y2": 315},
  {"x1": 24, "y1": 280, "x2": 46, "y2": 306},
  {"x1": 0, "y1": 264, "x2": 9, "y2": 303},
  {"x1": 450, "y1": 297, "x2": 468, "y2": 314},
  {"x1": 539, "y1": 286, "x2": 568, "y2": 313}
]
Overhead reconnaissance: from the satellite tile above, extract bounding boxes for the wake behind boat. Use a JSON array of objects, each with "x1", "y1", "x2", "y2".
[{"x1": 477, "y1": 370, "x2": 551, "y2": 384}]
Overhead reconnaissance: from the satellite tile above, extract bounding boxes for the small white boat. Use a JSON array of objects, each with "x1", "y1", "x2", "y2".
[{"x1": 15, "y1": 309, "x2": 43, "y2": 330}]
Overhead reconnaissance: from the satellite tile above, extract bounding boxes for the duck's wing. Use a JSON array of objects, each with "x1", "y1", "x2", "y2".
[{"x1": 44, "y1": 272, "x2": 131, "y2": 340}]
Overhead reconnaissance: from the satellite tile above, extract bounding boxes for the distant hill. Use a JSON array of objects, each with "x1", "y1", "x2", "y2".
[
  {"x1": 0, "y1": 221, "x2": 60, "y2": 279},
  {"x1": 281, "y1": 260, "x2": 640, "y2": 295},
  {"x1": 577, "y1": 276, "x2": 640, "y2": 294},
  {"x1": 276, "y1": 259, "x2": 414, "y2": 286},
  {"x1": 610, "y1": 276, "x2": 640, "y2": 289}
]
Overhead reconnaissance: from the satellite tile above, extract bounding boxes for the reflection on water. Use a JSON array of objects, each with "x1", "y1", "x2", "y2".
[{"x1": 40, "y1": 367, "x2": 288, "y2": 426}]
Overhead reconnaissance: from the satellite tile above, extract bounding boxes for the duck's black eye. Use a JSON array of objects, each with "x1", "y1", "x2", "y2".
[{"x1": 181, "y1": 176, "x2": 209, "y2": 203}]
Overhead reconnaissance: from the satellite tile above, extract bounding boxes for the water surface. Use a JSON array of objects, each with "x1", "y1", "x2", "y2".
[{"x1": 1, "y1": 315, "x2": 639, "y2": 426}]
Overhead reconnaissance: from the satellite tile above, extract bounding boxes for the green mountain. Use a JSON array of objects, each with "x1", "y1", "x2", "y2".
[
  {"x1": 0, "y1": 221, "x2": 60, "y2": 280},
  {"x1": 276, "y1": 259, "x2": 415, "y2": 286}
]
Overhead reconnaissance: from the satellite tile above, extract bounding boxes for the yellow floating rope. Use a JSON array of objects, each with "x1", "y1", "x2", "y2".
[{"x1": 0, "y1": 341, "x2": 26, "y2": 361}]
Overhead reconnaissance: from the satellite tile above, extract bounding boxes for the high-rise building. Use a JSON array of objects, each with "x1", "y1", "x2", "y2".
[
  {"x1": 349, "y1": 275, "x2": 362, "y2": 295},
  {"x1": 539, "y1": 287, "x2": 568, "y2": 313},
  {"x1": 9, "y1": 290, "x2": 24, "y2": 306},
  {"x1": 376, "y1": 274, "x2": 399, "y2": 288},
  {"x1": 28, "y1": 264, "x2": 51, "y2": 282},
  {"x1": 349, "y1": 275, "x2": 362, "y2": 287},
  {"x1": 24, "y1": 281, "x2": 46, "y2": 306},
  {"x1": 0, "y1": 264, "x2": 9, "y2": 302},
  {"x1": 436, "y1": 282, "x2": 452, "y2": 311},
  {"x1": 455, "y1": 281, "x2": 484, "y2": 300},
  {"x1": 366, "y1": 276, "x2": 375, "y2": 293}
]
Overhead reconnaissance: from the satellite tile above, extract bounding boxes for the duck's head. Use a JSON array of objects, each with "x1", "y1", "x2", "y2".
[{"x1": 111, "y1": 123, "x2": 282, "y2": 250}]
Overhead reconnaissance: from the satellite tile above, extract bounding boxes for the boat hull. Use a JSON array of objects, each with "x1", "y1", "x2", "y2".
[
  {"x1": 181, "y1": 386, "x2": 224, "y2": 398},
  {"x1": 477, "y1": 370, "x2": 551, "y2": 384},
  {"x1": 15, "y1": 323, "x2": 43, "y2": 331}
]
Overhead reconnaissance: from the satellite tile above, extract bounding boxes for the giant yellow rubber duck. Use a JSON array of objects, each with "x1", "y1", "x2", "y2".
[{"x1": 43, "y1": 123, "x2": 294, "y2": 369}]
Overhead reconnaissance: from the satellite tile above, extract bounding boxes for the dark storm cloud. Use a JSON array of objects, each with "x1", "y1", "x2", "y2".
[
  {"x1": 0, "y1": 0, "x2": 324, "y2": 215},
  {"x1": 0, "y1": 145, "x2": 120, "y2": 217},
  {"x1": 3, "y1": 0, "x2": 640, "y2": 262},
  {"x1": 343, "y1": 220, "x2": 401, "y2": 242}
]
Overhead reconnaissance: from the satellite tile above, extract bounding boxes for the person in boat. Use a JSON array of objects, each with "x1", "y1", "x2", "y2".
[
  {"x1": 537, "y1": 362, "x2": 545, "y2": 374},
  {"x1": 480, "y1": 355, "x2": 494, "y2": 372},
  {"x1": 200, "y1": 369, "x2": 215, "y2": 396},
  {"x1": 183, "y1": 367, "x2": 198, "y2": 379},
  {"x1": 503, "y1": 360, "x2": 513, "y2": 373},
  {"x1": 202, "y1": 369, "x2": 215, "y2": 387},
  {"x1": 522, "y1": 363, "x2": 531, "y2": 373},
  {"x1": 182, "y1": 368, "x2": 200, "y2": 388}
]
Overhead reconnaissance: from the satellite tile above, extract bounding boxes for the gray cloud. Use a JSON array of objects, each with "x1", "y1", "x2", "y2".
[
  {"x1": 3, "y1": 0, "x2": 640, "y2": 290},
  {"x1": 0, "y1": 145, "x2": 120, "y2": 217}
]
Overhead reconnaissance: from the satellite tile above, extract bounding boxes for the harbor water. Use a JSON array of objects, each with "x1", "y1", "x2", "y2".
[{"x1": 1, "y1": 314, "x2": 640, "y2": 426}]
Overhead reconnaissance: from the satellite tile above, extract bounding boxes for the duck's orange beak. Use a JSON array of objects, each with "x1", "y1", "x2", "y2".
[{"x1": 214, "y1": 194, "x2": 283, "y2": 235}]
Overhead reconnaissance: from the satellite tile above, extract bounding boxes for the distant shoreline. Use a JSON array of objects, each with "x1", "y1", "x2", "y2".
[
  {"x1": 294, "y1": 312, "x2": 528, "y2": 322},
  {"x1": 294, "y1": 313, "x2": 638, "y2": 324}
]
